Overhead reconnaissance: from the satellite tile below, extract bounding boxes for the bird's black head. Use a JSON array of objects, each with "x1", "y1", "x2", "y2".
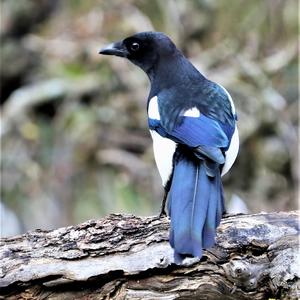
[{"x1": 99, "y1": 32, "x2": 177, "y2": 74}]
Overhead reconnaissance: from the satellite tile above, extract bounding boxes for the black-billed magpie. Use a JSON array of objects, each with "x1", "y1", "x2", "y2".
[{"x1": 99, "y1": 32, "x2": 239, "y2": 262}]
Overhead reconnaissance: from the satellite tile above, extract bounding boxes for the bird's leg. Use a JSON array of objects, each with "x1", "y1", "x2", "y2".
[
  {"x1": 159, "y1": 189, "x2": 168, "y2": 217},
  {"x1": 159, "y1": 165, "x2": 174, "y2": 217}
]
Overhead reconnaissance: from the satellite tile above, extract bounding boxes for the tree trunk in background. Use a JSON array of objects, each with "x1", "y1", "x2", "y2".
[{"x1": 0, "y1": 211, "x2": 299, "y2": 300}]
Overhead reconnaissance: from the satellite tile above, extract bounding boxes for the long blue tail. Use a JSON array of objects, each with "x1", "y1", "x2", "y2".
[{"x1": 168, "y1": 152, "x2": 224, "y2": 262}]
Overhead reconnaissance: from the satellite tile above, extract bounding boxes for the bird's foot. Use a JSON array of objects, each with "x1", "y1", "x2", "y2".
[{"x1": 159, "y1": 188, "x2": 169, "y2": 218}]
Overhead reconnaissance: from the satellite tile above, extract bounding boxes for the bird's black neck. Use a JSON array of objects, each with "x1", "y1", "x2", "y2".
[{"x1": 147, "y1": 51, "x2": 206, "y2": 99}]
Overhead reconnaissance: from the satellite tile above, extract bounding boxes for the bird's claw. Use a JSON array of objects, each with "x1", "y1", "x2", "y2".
[{"x1": 159, "y1": 209, "x2": 167, "y2": 218}]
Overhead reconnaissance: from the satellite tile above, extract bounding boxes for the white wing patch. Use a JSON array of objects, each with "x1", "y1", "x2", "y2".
[
  {"x1": 150, "y1": 130, "x2": 176, "y2": 186},
  {"x1": 148, "y1": 96, "x2": 160, "y2": 120},
  {"x1": 183, "y1": 107, "x2": 200, "y2": 117}
]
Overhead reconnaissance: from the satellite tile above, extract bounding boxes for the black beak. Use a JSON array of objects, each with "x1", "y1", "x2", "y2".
[{"x1": 98, "y1": 41, "x2": 128, "y2": 58}]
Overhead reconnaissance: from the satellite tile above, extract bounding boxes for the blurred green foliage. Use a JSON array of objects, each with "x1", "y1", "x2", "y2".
[{"x1": 0, "y1": 0, "x2": 298, "y2": 236}]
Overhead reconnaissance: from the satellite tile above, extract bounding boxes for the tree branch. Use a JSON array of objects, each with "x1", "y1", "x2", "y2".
[{"x1": 1, "y1": 211, "x2": 299, "y2": 299}]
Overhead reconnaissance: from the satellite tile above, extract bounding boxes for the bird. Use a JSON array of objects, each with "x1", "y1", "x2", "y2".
[{"x1": 99, "y1": 31, "x2": 239, "y2": 262}]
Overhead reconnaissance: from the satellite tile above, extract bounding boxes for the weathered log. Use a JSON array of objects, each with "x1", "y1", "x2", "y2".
[{"x1": 0, "y1": 211, "x2": 299, "y2": 299}]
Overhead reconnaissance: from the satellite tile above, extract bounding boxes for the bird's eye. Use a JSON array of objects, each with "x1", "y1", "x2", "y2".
[{"x1": 130, "y1": 42, "x2": 140, "y2": 51}]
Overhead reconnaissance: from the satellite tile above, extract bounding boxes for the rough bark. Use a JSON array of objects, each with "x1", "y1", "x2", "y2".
[{"x1": 0, "y1": 211, "x2": 299, "y2": 300}]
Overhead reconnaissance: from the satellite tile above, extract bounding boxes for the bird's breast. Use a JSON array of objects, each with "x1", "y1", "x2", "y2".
[
  {"x1": 217, "y1": 84, "x2": 239, "y2": 176},
  {"x1": 222, "y1": 125, "x2": 239, "y2": 176},
  {"x1": 149, "y1": 130, "x2": 176, "y2": 186}
]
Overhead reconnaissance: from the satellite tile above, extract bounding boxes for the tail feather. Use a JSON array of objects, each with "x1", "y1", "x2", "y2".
[
  {"x1": 216, "y1": 177, "x2": 225, "y2": 224},
  {"x1": 202, "y1": 177, "x2": 217, "y2": 249},
  {"x1": 168, "y1": 153, "x2": 224, "y2": 261},
  {"x1": 190, "y1": 163, "x2": 210, "y2": 257},
  {"x1": 202, "y1": 172, "x2": 224, "y2": 249},
  {"x1": 168, "y1": 157, "x2": 199, "y2": 255}
]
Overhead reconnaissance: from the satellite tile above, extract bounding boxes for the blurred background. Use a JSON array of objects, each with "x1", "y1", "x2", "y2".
[{"x1": 0, "y1": 0, "x2": 298, "y2": 237}]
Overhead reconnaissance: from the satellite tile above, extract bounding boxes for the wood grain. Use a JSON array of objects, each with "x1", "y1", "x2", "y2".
[{"x1": 0, "y1": 211, "x2": 299, "y2": 299}]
